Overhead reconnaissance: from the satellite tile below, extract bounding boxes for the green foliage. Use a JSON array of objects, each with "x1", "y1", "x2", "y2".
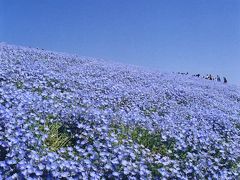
[
  {"x1": 143, "y1": 107, "x2": 157, "y2": 117},
  {"x1": 46, "y1": 78, "x2": 60, "y2": 88},
  {"x1": 230, "y1": 159, "x2": 240, "y2": 172},
  {"x1": 165, "y1": 92, "x2": 172, "y2": 100},
  {"x1": 44, "y1": 121, "x2": 72, "y2": 151},
  {"x1": 15, "y1": 81, "x2": 24, "y2": 89},
  {"x1": 236, "y1": 123, "x2": 240, "y2": 130},
  {"x1": 110, "y1": 122, "x2": 175, "y2": 156},
  {"x1": 140, "y1": 104, "x2": 168, "y2": 117},
  {"x1": 116, "y1": 97, "x2": 132, "y2": 109},
  {"x1": 46, "y1": 78, "x2": 71, "y2": 93},
  {"x1": 176, "y1": 99, "x2": 188, "y2": 105},
  {"x1": 38, "y1": 114, "x2": 73, "y2": 152},
  {"x1": 99, "y1": 105, "x2": 108, "y2": 110},
  {"x1": 148, "y1": 163, "x2": 164, "y2": 177},
  {"x1": 175, "y1": 146, "x2": 193, "y2": 160},
  {"x1": 31, "y1": 86, "x2": 43, "y2": 94},
  {"x1": 186, "y1": 114, "x2": 192, "y2": 120}
]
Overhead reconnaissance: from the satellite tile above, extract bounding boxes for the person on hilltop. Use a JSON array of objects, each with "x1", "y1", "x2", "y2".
[
  {"x1": 205, "y1": 74, "x2": 209, "y2": 80},
  {"x1": 223, "y1": 77, "x2": 227, "y2": 84},
  {"x1": 209, "y1": 74, "x2": 213, "y2": 80},
  {"x1": 217, "y1": 75, "x2": 221, "y2": 82}
]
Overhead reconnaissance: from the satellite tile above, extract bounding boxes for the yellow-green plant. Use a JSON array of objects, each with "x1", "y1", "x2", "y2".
[
  {"x1": 43, "y1": 121, "x2": 72, "y2": 151},
  {"x1": 36, "y1": 115, "x2": 73, "y2": 152}
]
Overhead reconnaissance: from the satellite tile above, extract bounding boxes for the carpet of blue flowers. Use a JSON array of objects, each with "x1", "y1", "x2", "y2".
[{"x1": 0, "y1": 43, "x2": 240, "y2": 179}]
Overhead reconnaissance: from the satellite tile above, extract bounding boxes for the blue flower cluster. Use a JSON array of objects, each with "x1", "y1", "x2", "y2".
[{"x1": 0, "y1": 43, "x2": 239, "y2": 179}]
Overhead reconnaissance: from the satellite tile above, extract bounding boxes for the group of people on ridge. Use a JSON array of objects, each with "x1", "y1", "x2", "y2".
[
  {"x1": 194, "y1": 74, "x2": 227, "y2": 83},
  {"x1": 177, "y1": 72, "x2": 228, "y2": 83}
]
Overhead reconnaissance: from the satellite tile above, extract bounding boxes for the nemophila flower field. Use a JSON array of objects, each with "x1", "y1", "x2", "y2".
[{"x1": 0, "y1": 43, "x2": 239, "y2": 179}]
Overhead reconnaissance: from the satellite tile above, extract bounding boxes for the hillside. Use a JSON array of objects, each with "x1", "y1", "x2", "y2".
[{"x1": 0, "y1": 43, "x2": 240, "y2": 179}]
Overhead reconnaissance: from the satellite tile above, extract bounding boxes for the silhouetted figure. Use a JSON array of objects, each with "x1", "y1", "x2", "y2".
[
  {"x1": 193, "y1": 74, "x2": 200, "y2": 77},
  {"x1": 223, "y1": 77, "x2": 227, "y2": 84},
  {"x1": 208, "y1": 74, "x2": 213, "y2": 80},
  {"x1": 217, "y1": 75, "x2": 221, "y2": 82},
  {"x1": 205, "y1": 74, "x2": 209, "y2": 80}
]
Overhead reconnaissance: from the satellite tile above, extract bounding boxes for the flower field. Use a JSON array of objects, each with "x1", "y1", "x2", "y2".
[{"x1": 0, "y1": 43, "x2": 239, "y2": 179}]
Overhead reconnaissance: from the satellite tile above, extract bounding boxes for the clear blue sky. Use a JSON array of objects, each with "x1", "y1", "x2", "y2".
[{"x1": 1, "y1": 0, "x2": 240, "y2": 85}]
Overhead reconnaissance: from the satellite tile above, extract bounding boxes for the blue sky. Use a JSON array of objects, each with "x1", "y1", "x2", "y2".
[{"x1": 0, "y1": 0, "x2": 240, "y2": 85}]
